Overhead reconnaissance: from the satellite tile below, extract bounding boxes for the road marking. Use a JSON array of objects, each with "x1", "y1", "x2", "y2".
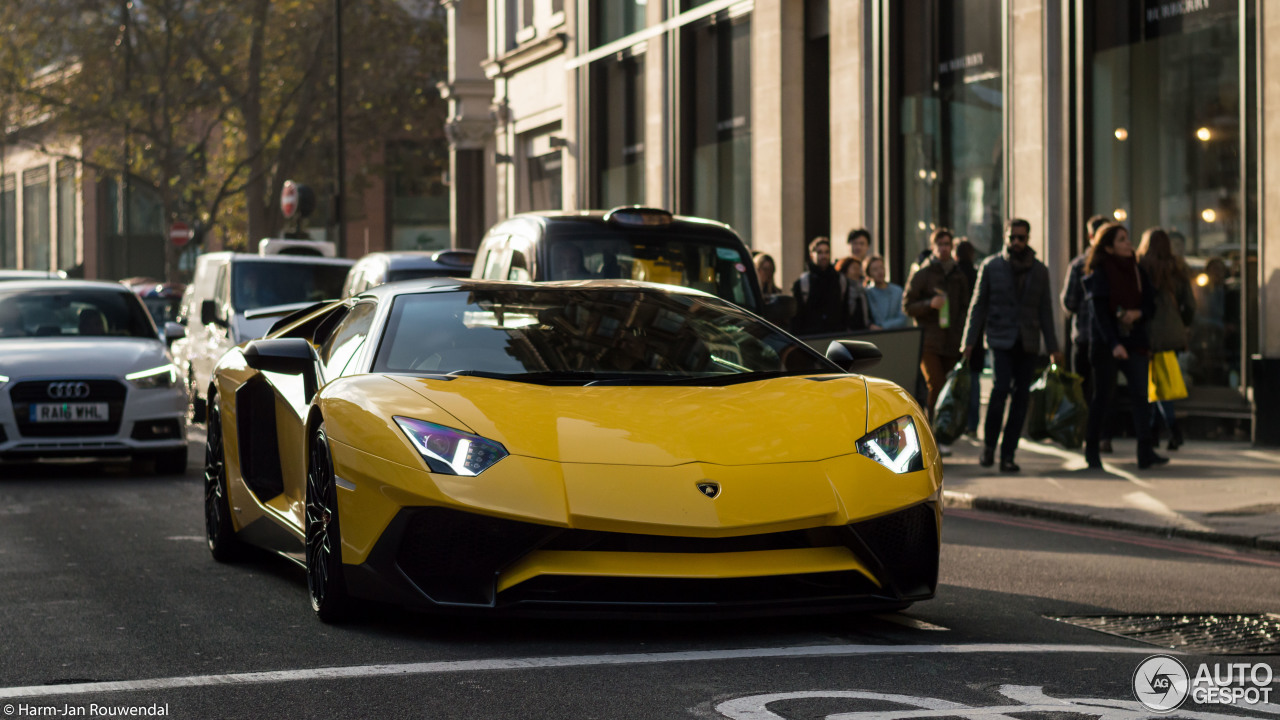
[
  {"x1": 165, "y1": 536, "x2": 205, "y2": 542},
  {"x1": 949, "y1": 508, "x2": 1280, "y2": 568},
  {"x1": 712, "y1": 685, "x2": 1280, "y2": 720},
  {"x1": 0, "y1": 644, "x2": 1154, "y2": 700}
]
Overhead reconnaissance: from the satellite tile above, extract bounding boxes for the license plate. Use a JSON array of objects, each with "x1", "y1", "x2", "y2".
[{"x1": 29, "y1": 403, "x2": 110, "y2": 422}]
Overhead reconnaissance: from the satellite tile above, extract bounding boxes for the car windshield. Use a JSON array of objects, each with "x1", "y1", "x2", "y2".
[
  {"x1": 232, "y1": 261, "x2": 350, "y2": 312},
  {"x1": 372, "y1": 287, "x2": 837, "y2": 384},
  {"x1": 386, "y1": 268, "x2": 469, "y2": 283},
  {"x1": 546, "y1": 234, "x2": 758, "y2": 311},
  {"x1": 0, "y1": 288, "x2": 156, "y2": 340}
]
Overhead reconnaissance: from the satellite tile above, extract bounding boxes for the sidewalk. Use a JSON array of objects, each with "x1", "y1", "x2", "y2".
[{"x1": 940, "y1": 434, "x2": 1280, "y2": 552}]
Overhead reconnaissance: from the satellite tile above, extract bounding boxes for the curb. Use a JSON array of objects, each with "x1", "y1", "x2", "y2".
[{"x1": 941, "y1": 490, "x2": 1280, "y2": 553}]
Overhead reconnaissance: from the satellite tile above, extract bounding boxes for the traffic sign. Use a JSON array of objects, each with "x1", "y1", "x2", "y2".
[
  {"x1": 169, "y1": 220, "x2": 192, "y2": 247},
  {"x1": 281, "y1": 180, "x2": 299, "y2": 219}
]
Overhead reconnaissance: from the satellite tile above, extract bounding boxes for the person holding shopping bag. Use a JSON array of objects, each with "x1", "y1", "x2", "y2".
[
  {"x1": 1137, "y1": 227, "x2": 1194, "y2": 450},
  {"x1": 1082, "y1": 222, "x2": 1166, "y2": 470}
]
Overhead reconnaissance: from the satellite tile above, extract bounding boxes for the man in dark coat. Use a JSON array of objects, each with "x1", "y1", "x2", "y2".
[
  {"x1": 962, "y1": 218, "x2": 1063, "y2": 472},
  {"x1": 903, "y1": 228, "x2": 970, "y2": 439},
  {"x1": 1061, "y1": 214, "x2": 1111, "y2": 451},
  {"x1": 791, "y1": 237, "x2": 848, "y2": 335}
]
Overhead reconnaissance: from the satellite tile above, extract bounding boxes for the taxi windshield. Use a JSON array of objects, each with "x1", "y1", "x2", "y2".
[
  {"x1": 373, "y1": 287, "x2": 835, "y2": 384},
  {"x1": 545, "y1": 235, "x2": 758, "y2": 311}
]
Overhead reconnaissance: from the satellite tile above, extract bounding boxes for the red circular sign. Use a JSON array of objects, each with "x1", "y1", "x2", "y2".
[
  {"x1": 169, "y1": 220, "x2": 191, "y2": 247},
  {"x1": 281, "y1": 180, "x2": 299, "y2": 219}
]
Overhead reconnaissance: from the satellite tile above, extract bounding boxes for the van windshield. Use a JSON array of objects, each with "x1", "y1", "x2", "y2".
[
  {"x1": 546, "y1": 236, "x2": 758, "y2": 311},
  {"x1": 232, "y1": 261, "x2": 350, "y2": 312}
]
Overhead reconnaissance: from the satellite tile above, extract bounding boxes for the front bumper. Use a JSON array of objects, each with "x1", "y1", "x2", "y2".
[
  {"x1": 343, "y1": 502, "x2": 940, "y2": 616},
  {"x1": 0, "y1": 378, "x2": 186, "y2": 461}
]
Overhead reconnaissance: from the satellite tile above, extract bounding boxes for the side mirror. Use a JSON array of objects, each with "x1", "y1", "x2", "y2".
[
  {"x1": 826, "y1": 340, "x2": 883, "y2": 374},
  {"x1": 200, "y1": 299, "x2": 224, "y2": 327},
  {"x1": 163, "y1": 321, "x2": 185, "y2": 345},
  {"x1": 243, "y1": 338, "x2": 319, "y2": 398}
]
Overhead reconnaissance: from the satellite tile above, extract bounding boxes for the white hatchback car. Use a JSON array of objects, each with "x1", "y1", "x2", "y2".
[{"x1": 0, "y1": 281, "x2": 188, "y2": 473}]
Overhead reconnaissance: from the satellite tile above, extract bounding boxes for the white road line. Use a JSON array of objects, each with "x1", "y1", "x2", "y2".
[
  {"x1": 0, "y1": 644, "x2": 1154, "y2": 700},
  {"x1": 873, "y1": 615, "x2": 950, "y2": 631}
]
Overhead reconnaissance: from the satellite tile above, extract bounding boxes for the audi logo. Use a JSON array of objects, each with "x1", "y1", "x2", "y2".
[{"x1": 47, "y1": 382, "x2": 91, "y2": 400}]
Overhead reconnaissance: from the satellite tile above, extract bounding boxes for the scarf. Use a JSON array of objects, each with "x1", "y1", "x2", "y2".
[
  {"x1": 1102, "y1": 253, "x2": 1142, "y2": 314},
  {"x1": 1005, "y1": 244, "x2": 1035, "y2": 296}
]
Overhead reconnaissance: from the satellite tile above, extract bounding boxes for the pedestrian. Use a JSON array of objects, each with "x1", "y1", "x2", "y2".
[
  {"x1": 1062, "y1": 214, "x2": 1112, "y2": 451},
  {"x1": 904, "y1": 228, "x2": 969, "y2": 454},
  {"x1": 836, "y1": 257, "x2": 871, "y2": 330},
  {"x1": 846, "y1": 228, "x2": 872, "y2": 266},
  {"x1": 1137, "y1": 227, "x2": 1195, "y2": 451},
  {"x1": 755, "y1": 251, "x2": 797, "y2": 328},
  {"x1": 961, "y1": 218, "x2": 1063, "y2": 472},
  {"x1": 754, "y1": 252, "x2": 784, "y2": 298},
  {"x1": 955, "y1": 238, "x2": 984, "y2": 437},
  {"x1": 791, "y1": 237, "x2": 848, "y2": 335},
  {"x1": 863, "y1": 255, "x2": 908, "y2": 330},
  {"x1": 1082, "y1": 222, "x2": 1166, "y2": 470}
]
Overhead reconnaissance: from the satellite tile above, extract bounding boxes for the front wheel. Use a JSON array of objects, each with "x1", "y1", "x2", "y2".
[
  {"x1": 306, "y1": 423, "x2": 353, "y2": 623},
  {"x1": 204, "y1": 394, "x2": 246, "y2": 562}
]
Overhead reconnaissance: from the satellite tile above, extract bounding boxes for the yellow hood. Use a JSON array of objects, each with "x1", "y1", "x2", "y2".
[{"x1": 393, "y1": 375, "x2": 869, "y2": 466}]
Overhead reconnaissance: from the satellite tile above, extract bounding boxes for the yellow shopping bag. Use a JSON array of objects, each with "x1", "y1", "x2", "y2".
[{"x1": 1148, "y1": 350, "x2": 1188, "y2": 402}]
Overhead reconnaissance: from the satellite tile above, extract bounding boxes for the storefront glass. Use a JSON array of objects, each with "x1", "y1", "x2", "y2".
[
  {"x1": 681, "y1": 9, "x2": 752, "y2": 244},
  {"x1": 22, "y1": 167, "x2": 50, "y2": 271},
  {"x1": 1088, "y1": 1, "x2": 1247, "y2": 394},
  {"x1": 897, "y1": 0, "x2": 1004, "y2": 264},
  {"x1": 0, "y1": 175, "x2": 14, "y2": 268},
  {"x1": 592, "y1": 52, "x2": 646, "y2": 207}
]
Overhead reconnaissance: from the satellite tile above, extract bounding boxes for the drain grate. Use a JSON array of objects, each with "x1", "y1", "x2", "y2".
[{"x1": 1049, "y1": 614, "x2": 1280, "y2": 655}]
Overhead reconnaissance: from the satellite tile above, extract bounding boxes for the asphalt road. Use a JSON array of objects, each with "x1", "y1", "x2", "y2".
[{"x1": 1, "y1": 450, "x2": 1278, "y2": 720}]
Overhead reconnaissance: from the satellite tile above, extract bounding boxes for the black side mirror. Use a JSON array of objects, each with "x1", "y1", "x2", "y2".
[
  {"x1": 826, "y1": 340, "x2": 883, "y2": 374},
  {"x1": 243, "y1": 338, "x2": 319, "y2": 398},
  {"x1": 200, "y1": 299, "x2": 224, "y2": 326}
]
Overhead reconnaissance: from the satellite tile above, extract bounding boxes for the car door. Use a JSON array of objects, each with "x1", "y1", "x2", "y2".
[{"x1": 194, "y1": 260, "x2": 232, "y2": 397}]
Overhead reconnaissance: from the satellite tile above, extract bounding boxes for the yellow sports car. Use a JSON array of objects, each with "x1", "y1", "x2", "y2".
[{"x1": 204, "y1": 279, "x2": 942, "y2": 622}]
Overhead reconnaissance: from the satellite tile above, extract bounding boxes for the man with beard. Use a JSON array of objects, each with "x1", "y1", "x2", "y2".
[
  {"x1": 962, "y1": 218, "x2": 1064, "y2": 472},
  {"x1": 791, "y1": 236, "x2": 848, "y2": 335}
]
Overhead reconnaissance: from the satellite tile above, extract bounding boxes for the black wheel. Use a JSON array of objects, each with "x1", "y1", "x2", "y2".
[
  {"x1": 204, "y1": 394, "x2": 245, "y2": 562},
  {"x1": 154, "y1": 447, "x2": 189, "y2": 475},
  {"x1": 306, "y1": 423, "x2": 352, "y2": 623}
]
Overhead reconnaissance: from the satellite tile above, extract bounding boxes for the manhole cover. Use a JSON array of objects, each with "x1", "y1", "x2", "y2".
[{"x1": 1049, "y1": 614, "x2": 1280, "y2": 655}]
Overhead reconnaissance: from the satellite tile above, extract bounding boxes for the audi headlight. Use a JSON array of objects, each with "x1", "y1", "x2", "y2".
[
  {"x1": 0, "y1": 374, "x2": 8, "y2": 391},
  {"x1": 394, "y1": 416, "x2": 508, "y2": 476},
  {"x1": 126, "y1": 364, "x2": 178, "y2": 389},
  {"x1": 856, "y1": 416, "x2": 924, "y2": 474}
]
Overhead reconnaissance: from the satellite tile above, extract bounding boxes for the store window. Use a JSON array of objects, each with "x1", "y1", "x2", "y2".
[
  {"x1": 56, "y1": 161, "x2": 76, "y2": 270},
  {"x1": 1086, "y1": 1, "x2": 1247, "y2": 392},
  {"x1": 681, "y1": 9, "x2": 752, "y2": 244},
  {"x1": 0, "y1": 174, "x2": 14, "y2": 268},
  {"x1": 591, "y1": 50, "x2": 646, "y2": 207},
  {"x1": 895, "y1": 0, "x2": 1003, "y2": 263},
  {"x1": 389, "y1": 140, "x2": 450, "y2": 251},
  {"x1": 22, "y1": 167, "x2": 50, "y2": 271},
  {"x1": 527, "y1": 150, "x2": 562, "y2": 211},
  {"x1": 593, "y1": 0, "x2": 646, "y2": 47}
]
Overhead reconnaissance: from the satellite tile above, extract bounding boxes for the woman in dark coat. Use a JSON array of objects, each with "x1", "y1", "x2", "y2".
[
  {"x1": 1137, "y1": 228, "x2": 1195, "y2": 450},
  {"x1": 1082, "y1": 222, "x2": 1165, "y2": 469}
]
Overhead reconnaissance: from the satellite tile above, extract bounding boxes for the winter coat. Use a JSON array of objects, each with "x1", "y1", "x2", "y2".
[
  {"x1": 1083, "y1": 259, "x2": 1157, "y2": 354},
  {"x1": 1061, "y1": 254, "x2": 1093, "y2": 347},
  {"x1": 1148, "y1": 274, "x2": 1196, "y2": 352},
  {"x1": 791, "y1": 266, "x2": 848, "y2": 335},
  {"x1": 961, "y1": 250, "x2": 1060, "y2": 354},
  {"x1": 865, "y1": 283, "x2": 909, "y2": 329},
  {"x1": 903, "y1": 257, "x2": 970, "y2": 355}
]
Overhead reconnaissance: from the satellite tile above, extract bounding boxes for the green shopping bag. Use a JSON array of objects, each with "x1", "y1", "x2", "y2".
[
  {"x1": 1028, "y1": 364, "x2": 1088, "y2": 449},
  {"x1": 931, "y1": 357, "x2": 971, "y2": 445}
]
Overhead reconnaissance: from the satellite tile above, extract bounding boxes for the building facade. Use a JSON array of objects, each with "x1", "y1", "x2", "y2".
[{"x1": 445, "y1": 0, "x2": 1279, "y2": 441}]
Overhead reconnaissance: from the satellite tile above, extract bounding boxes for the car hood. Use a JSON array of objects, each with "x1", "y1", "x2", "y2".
[
  {"x1": 0, "y1": 337, "x2": 169, "y2": 380},
  {"x1": 395, "y1": 375, "x2": 870, "y2": 466}
]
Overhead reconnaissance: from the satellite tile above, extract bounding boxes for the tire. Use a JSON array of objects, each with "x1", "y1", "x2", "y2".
[
  {"x1": 154, "y1": 447, "x2": 189, "y2": 475},
  {"x1": 306, "y1": 423, "x2": 353, "y2": 623},
  {"x1": 204, "y1": 394, "x2": 246, "y2": 562}
]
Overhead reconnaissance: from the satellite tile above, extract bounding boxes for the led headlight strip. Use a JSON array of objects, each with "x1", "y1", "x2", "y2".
[
  {"x1": 393, "y1": 416, "x2": 508, "y2": 476},
  {"x1": 856, "y1": 415, "x2": 924, "y2": 474}
]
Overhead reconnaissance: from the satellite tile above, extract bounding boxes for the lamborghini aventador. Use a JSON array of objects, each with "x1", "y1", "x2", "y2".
[{"x1": 203, "y1": 278, "x2": 943, "y2": 622}]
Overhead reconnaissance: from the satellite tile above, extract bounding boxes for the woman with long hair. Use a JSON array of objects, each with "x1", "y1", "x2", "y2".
[
  {"x1": 753, "y1": 252, "x2": 783, "y2": 297},
  {"x1": 1082, "y1": 222, "x2": 1165, "y2": 469},
  {"x1": 863, "y1": 255, "x2": 908, "y2": 330},
  {"x1": 1137, "y1": 228, "x2": 1195, "y2": 450},
  {"x1": 835, "y1": 256, "x2": 871, "y2": 330}
]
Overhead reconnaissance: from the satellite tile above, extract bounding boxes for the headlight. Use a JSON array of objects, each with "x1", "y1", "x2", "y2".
[
  {"x1": 0, "y1": 374, "x2": 8, "y2": 390},
  {"x1": 394, "y1": 416, "x2": 508, "y2": 476},
  {"x1": 856, "y1": 416, "x2": 923, "y2": 474},
  {"x1": 126, "y1": 364, "x2": 178, "y2": 389}
]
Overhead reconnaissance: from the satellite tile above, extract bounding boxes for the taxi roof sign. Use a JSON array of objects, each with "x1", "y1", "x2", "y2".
[{"x1": 604, "y1": 206, "x2": 674, "y2": 227}]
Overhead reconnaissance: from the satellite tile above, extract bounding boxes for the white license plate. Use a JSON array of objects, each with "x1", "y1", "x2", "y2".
[{"x1": 29, "y1": 403, "x2": 110, "y2": 422}]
